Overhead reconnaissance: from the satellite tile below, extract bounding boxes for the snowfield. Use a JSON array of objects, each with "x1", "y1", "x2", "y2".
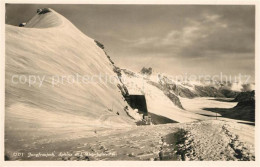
[
  {"x1": 5, "y1": 120, "x2": 255, "y2": 161},
  {"x1": 6, "y1": 8, "x2": 136, "y2": 134}
]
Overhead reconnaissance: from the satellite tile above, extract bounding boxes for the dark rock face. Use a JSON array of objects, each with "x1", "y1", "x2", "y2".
[
  {"x1": 113, "y1": 66, "x2": 122, "y2": 79},
  {"x1": 219, "y1": 88, "x2": 240, "y2": 98},
  {"x1": 177, "y1": 87, "x2": 197, "y2": 98},
  {"x1": 234, "y1": 91, "x2": 255, "y2": 102},
  {"x1": 194, "y1": 85, "x2": 225, "y2": 97},
  {"x1": 121, "y1": 69, "x2": 136, "y2": 77},
  {"x1": 148, "y1": 81, "x2": 184, "y2": 109},
  {"x1": 233, "y1": 91, "x2": 255, "y2": 122},
  {"x1": 157, "y1": 76, "x2": 197, "y2": 99},
  {"x1": 233, "y1": 100, "x2": 255, "y2": 122},
  {"x1": 36, "y1": 8, "x2": 42, "y2": 13},
  {"x1": 165, "y1": 91, "x2": 184, "y2": 109},
  {"x1": 140, "y1": 67, "x2": 152, "y2": 76},
  {"x1": 94, "y1": 40, "x2": 105, "y2": 49},
  {"x1": 203, "y1": 90, "x2": 255, "y2": 122},
  {"x1": 117, "y1": 84, "x2": 129, "y2": 97},
  {"x1": 37, "y1": 8, "x2": 51, "y2": 15}
]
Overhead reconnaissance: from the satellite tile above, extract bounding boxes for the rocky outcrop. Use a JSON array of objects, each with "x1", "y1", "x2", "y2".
[
  {"x1": 37, "y1": 8, "x2": 51, "y2": 15},
  {"x1": 234, "y1": 91, "x2": 255, "y2": 102},
  {"x1": 157, "y1": 75, "x2": 241, "y2": 98},
  {"x1": 157, "y1": 75, "x2": 197, "y2": 98},
  {"x1": 219, "y1": 88, "x2": 240, "y2": 98},
  {"x1": 203, "y1": 91, "x2": 255, "y2": 122},
  {"x1": 148, "y1": 81, "x2": 184, "y2": 109},
  {"x1": 194, "y1": 85, "x2": 225, "y2": 97}
]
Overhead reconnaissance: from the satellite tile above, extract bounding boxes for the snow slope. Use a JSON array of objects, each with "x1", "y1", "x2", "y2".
[
  {"x1": 5, "y1": 8, "x2": 136, "y2": 137},
  {"x1": 121, "y1": 70, "x2": 206, "y2": 122}
]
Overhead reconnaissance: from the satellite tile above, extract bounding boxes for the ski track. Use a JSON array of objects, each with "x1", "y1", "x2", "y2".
[{"x1": 179, "y1": 121, "x2": 255, "y2": 161}]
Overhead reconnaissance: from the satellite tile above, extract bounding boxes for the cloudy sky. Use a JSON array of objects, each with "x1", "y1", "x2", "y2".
[{"x1": 6, "y1": 4, "x2": 255, "y2": 80}]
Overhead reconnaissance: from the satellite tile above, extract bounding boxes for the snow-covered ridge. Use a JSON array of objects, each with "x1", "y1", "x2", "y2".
[
  {"x1": 6, "y1": 8, "x2": 138, "y2": 136},
  {"x1": 25, "y1": 8, "x2": 64, "y2": 28},
  {"x1": 23, "y1": 8, "x2": 81, "y2": 32}
]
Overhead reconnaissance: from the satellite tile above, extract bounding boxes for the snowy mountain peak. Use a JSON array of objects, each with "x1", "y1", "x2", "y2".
[
  {"x1": 6, "y1": 9, "x2": 139, "y2": 132},
  {"x1": 25, "y1": 8, "x2": 65, "y2": 28}
]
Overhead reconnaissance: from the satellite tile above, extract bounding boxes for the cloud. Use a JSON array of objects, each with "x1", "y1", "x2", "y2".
[
  {"x1": 123, "y1": 9, "x2": 254, "y2": 61},
  {"x1": 6, "y1": 5, "x2": 255, "y2": 78}
]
